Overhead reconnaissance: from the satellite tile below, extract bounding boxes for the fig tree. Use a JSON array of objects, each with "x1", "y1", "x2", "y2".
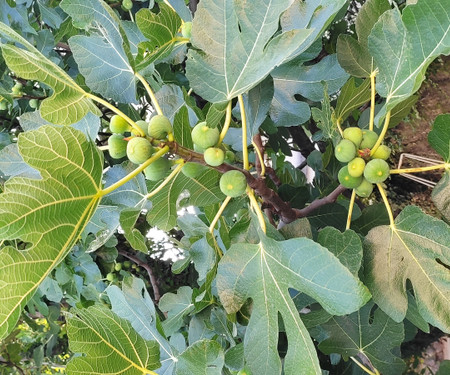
[
  {"x1": 144, "y1": 157, "x2": 171, "y2": 181},
  {"x1": 343, "y1": 127, "x2": 363, "y2": 147},
  {"x1": 191, "y1": 122, "x2": 219, "y2": 149},
  {"x1": 347, "y1": 157, "x2": 365, "y2": 177},
  {"x1": 108, "y1": 134, "x2": 128, "y2": 159},
  {"x1": 355, "y1": 178, "x2": 374, "y2": 198},
  {"x1": 126, "y1": 137, "x2": 153, "y2": 164},
  {"x1": 181, "y1": 162, "x2": 207, "y2": 179},
  {"x1": 371, "y1": 145, "x2": 391, "y2": 160},
  {"x1": 335, "y1": 139, "x2": 357, "y2": 163},
  {"x1": 110, "y1": 115, "x2": 131, "y2": 134},
  {"x1": 364, "y1": 159, "x2": 390, "y2": 183},
  {"x1": 131, "y1": 120, "x2": 149, "y2": 136},
  {"x1": 338, "y1": 166, "x2": 363, "y2": 189},
  {"x1": 219, "y1": 170, "x2": 247, "y2": 198},
  {"x1": 148, "y1": 115, "x2": 172, "y2": 139},
  {"x1": 204, "y1": 147, "x2": 225, "y2": 166},
  {"x1": 360, "y1": 130, "x2": 378, "y2": 149}
]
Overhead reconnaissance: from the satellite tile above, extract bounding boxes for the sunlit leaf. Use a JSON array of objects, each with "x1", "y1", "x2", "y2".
[
  {"x1": 217, "y1": 229, "x2": 370, "y2": 375},
  {"x1": 175, "y1": 339, "x2": 224, "y2": 375},
  {"x1": 364, "y1": 206, "x2": 450, "y2": 332},
  {"x1": 0, "y1": 126, "x2": 103, "y2": 339},
  {"x1": 186, "y1": 0, "x2": 313, "y2": 102},
  {"x1": 66, "y1": 305, "x2": 160, "y2": 374},
  {"x1": 335, "y1": 78, "x2": 371, "y2": 123}
]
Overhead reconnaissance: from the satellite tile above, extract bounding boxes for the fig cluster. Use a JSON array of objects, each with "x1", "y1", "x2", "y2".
[
  {"x1": 107, "y1": 114, "x2": 174, "y2": 181},
  {"x1": 335, "y1": 127, "x2": 391, "y2": 197}
]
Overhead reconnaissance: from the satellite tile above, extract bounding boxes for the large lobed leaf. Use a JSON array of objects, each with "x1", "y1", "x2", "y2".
[
  {"x1": 364, "y1": 206, "x2": 450, "y2": 332},
  {"x1": 0, "y1": 22, "x2": 101, "y2": 125},
  {"x1": 217, "y1": 230, "x2": 370, "y2": 375},
  {"x1": 369, "y1": 0, "x2": 450, "y2": 110},
  {"x1": 61, "y1": 0, "x2": 137, "y2": 103},
  {"x1": 318, "y1": 302, "x2": 405, "y2": 375},
  {"x1": 186, "y1": 0, "x2": 313, "y2": 103},
  {"x1": 66, "y1": 305, "x2": 160, "y2": 374},
  {"x1": 0, "y1": 126, "x2": 103, "y2": 339}
]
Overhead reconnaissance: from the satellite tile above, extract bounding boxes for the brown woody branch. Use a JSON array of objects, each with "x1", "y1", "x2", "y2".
[{"x1": 118, "y1": 249, "x2": 161, "y2": 302}]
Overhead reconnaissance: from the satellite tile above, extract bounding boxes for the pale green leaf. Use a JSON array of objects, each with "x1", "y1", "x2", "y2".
[
  {"x1": 0, "y1": 126, "x2": 103, "y2": 339},
  {"x1": 217, "y1": 230, "x2": 370, "y2": 375},
  {"x1": 318, "y1": 302, "x2": 405, "y2": 375},
  {"x1": 432, "y1": 172, "x2": 450, "y2": 221},
  {"x1": 364, "y1": 206, "x2": 450, "y2": 331},
  {"x1": 0, "y1": 23, "x2": 100, "y2": 125},
  {"x1": 335, "y1": 78, "x2": 371, "y2": 123},
  {"x1": 120, "y1": 209, "x2": 148, "y2": 253},
  {"x1": 173, "y1": 106, "x2": 193, "y2": 149},
  {"x1": 61, "y1": 0, "x2": 136, "y2": 103},
  {"x1": 317, "y1": 227, "x2": 363, "y2": 276},
  {"x1": 243, "y1": 77, "x2": 274, "y2": 137},
  {"x1": 107, "y1": 277, "x2": 177, "y2": 374},
  {"x1": 336, "y1": 0, "x2": 391, "y2": 77},
  {"x1": 156, "y1": 85, "x2": 198, "y2": 125},
  {"x1": 159, "y1": 286, "x2": 195, "y2": 336},
  {"x1": 136, "y1": 4, "x2": 182, "y2": 70},
  {"x1": 281, "y1": 0, "x2": 347, "y2": 60},
  {"x1": 147, "y1": 169, "x2": 224, "y2": 231},
  {"x1": 66, "y1": 305, "x2": 160, "y2": 374},
  {"x1": 186, "y1": 0, "x2": 313, "y2": 103},
  {"x1": 428, "y1": 113, "x2": 450, "y2": 162},
  {"x1": 369, "y1": 0, "x2": 450, "y2": 109},
  {"x1": 388, "y1": 94, "x2": 418, "y2": 128},
  {"x1": 175, "y1": 339, "x2": 224, "y2": 375}
]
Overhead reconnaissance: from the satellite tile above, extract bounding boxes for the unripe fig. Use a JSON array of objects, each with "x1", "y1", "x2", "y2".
[
  {"x1": 12, "y1": 82, "x2": 23, "y2": 95},
  {"x1": 338, "y1": 166, "x2": 363, "y2": 189},
  {"x1": 364, "y1": 159, "x2": 390, "y2": 183},
  {"x1": 123, "y1": 260, "x2": 131, "y2": 268},
  {"x1": 181, "y1": 22, "x2": 192, "y2": 38},
  {"x1": 204, "y1": 147, "x2": 225, "y2": 166},
  {"x1": 347, "y1": 157, "x2": 365, "y2": 178},
  {"x1": 122, "y1": 0, "x2": 133, "y2": 10},
  {"x1": 114, "y1": 263, "x2": 122, "y2": 271},
  {"x1": 219, "y1": 170, "x2": 247, "y2": 197},
  {"x1": 224, "y1": 150, "x2": 235, "y2": 163},
  {"x1": 0, "y1": 101, "x2": 7, "y2": 111},
  {"x1": 343, "y1": 127, "x2": 363, "y2": 147},
  {"x1": 371, "y1": 145, "x2": 391, "y2": 160},
  {"x1": 181, "y1": 162, "x2": 208, "y2": 179},
  {"x1": 106, "y1": 272, "x2": 115, "y2": 282},
  {"x1": 131, "y1": 120, "x2": 149, "y2": 136},
  {"x1": 148, "y1": 115, "x2": 172, "y2": 139},
  {"x1": 144, "y1": 157, "x2": 171, "y2": 181},
  {"x1": 110, "y1": 115, "x2": 131, "y2": 134},
  {"x1": 335, "y1": 139, "x2": 357, "y2": 163},
  {"x1": 191, "y1": 122, "x2": 219, "y2": 149},
  {"x1": 126, "y1": 137, "x2": 153, "y2": 164},
  {"x1": 360, "y1": 130, "x2": 378, "y2": 149},
  {"x1": 108, "y1": 134, "x2": 128, "y2": 159},
  {"x1": 355, "y1": 178, "x2": 374, "y2": 198},
  {"x1": 29, "y1": 99, "x2": 38, "y2": 109}
]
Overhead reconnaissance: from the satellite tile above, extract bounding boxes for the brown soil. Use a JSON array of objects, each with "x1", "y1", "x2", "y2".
[{"x1": 388, "y1": 56, "x2": 450, "y2": 217}]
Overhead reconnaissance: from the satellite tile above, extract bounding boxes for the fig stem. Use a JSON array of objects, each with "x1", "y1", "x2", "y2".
[
  {"x1": 238, "y1": 94, "x2": 249, "y2": 170},
  {"x1": 370, "y1": 110, "x2": 391, "y2": 157},
  {"x1": 135, "y1": 72, "x2": 163, "y2": 116},
  {"x1": 346, "y1": 189, "x2": 356, "y2": 231},
  {"x1": 217, "y1": 101, "x2": 232, "y2": 146},
  {"x1": 100, "y1": 146, "x2": 170, "y2": 196},
  {"x1": 145, "y1": 162, "x2": 184, "y2": 199},
  {"x1": 247, "y1": 188, "x2": 267, "y2": 234},
  {"x1": 86, "y1": 93, "x2": 144, "y2": 137},
  {"x1": 252, "y1": 140, "x2": 265, "y2": 177},
  {"x1": 376, "y1": 183, "x2": 395, "y2": 227},
  {"x1": 369, "y1": 69, "x2": 378, "y2": 132},
  {"x1": 336, "y1": 118, "x2": 344, "y2": 137},
  {"x1": 389, "y1": 163, "x2": 449, "y2": 174},
  {"x1": 209, "y1": 196, "x2": 232, "y2": 235}
]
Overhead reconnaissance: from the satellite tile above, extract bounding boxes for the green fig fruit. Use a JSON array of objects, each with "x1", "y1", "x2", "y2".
[
  {"x1": 181, "y1": 162, "x2": 208, "y2": 178},
  {"x1": 360, "y1": 130, "x2": 378, "y2": 149},
  {"x1": 191, "y1": 122, "x2": 219, "y2": 149},
  {"x1": 148, "y1": 115, "x2": 172, "y2": 139},
  {"x1": 343, "y1": 127, "x2": 363, "y2": 147},
  {"x1": 144, "y1": 157, "x2": 171, "y2": 181},
  {"x1": 108, "y1": 134, "x2": 128, "y2": 159},
  {"x1": 338, "y1": 166, "x2": 364, "y2": 188},
  {"x1": 110, "y1": 115, "x2": 131, "y2": 134},
  {"x1": 364, "y1": 159, "x2": 390, "y2": 183},
  {"x1": 371, "y1": 145, "x2": 391, "y2": 160},
  {"x1": 355, "y1": 178, "x2": 374, "y2": 198},
  {"x1": 335, "y1": 139, "x2": 357, "y2": 163},
  {"x1": 131, "y1": 120, "x2": 149, "y2": 136},
  {"x1": 348, "y1": 157, "x2": 366, "y2": 177},
  {"x1": 126, "y1": 137, "x2": 153, "y2": 164},
  {"x1": 219, "y1": 170, "x2": 247, "y2": 197},
  {"x1": 204, "y1": 147, "x2": 225, "y2": 166}
]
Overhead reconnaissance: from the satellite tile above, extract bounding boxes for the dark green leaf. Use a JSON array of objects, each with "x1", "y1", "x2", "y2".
[{"x1": 428, "y1": 114, "x2": 450, "y2": 162}]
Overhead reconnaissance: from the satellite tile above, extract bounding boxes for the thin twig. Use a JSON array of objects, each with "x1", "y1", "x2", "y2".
[{"x1": 118, "y1": 250, "x2": 161, "y2": 303}]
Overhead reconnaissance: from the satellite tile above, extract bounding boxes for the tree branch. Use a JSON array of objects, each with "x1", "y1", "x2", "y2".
[{"x1": 293, "y1": 185, "x2": 347, "y2": 219}]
